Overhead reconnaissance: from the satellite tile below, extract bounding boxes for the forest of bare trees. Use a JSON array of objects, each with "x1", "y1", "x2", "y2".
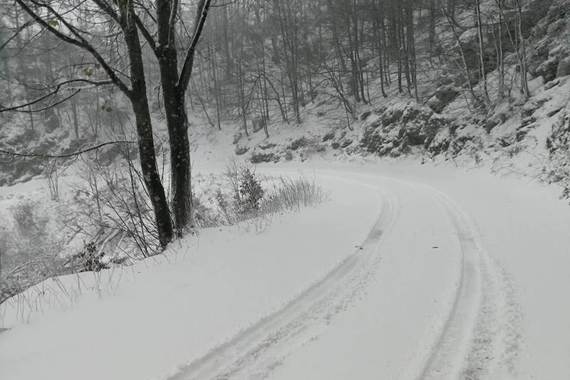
[
  {"x1": 190, "y1": 0, "x2": 537, "y2": 127},
  {"x1": 0, "y1": 0, "x2": 554, "y2": 246}
]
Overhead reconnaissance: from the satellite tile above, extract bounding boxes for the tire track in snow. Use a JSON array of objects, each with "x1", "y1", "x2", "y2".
[
  {"x1": 418, "y1": 190, "x2": 522, "y2": 380},
  {"x1": 168, "y1": 189, "x2": 399, "y2": 380},
  {"x1": 335, "y1": 172, "x2": 523, "y2": 380}
]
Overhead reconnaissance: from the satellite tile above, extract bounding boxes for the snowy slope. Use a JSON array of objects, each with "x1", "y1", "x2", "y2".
[{"x1": 0, "y1": 174, "x2": 381, "y2": 380}]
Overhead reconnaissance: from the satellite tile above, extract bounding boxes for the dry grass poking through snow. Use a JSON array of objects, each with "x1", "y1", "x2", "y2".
[{"x1": 261, "y1": 177, "x2": 327, "y2": 214}]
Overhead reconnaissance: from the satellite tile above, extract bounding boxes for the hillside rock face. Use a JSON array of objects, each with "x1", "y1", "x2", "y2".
[
  {"x1": 544, "y1": 107, "x2": 570, "y2": 195},
  {"x1": 360, "y1": 103, "x2": 448, "y2": 157},
  {"x1": 522, "y1": 0, "x2": 555, "y2": 36},
  {"x1": 547, "y1": 116, "x2": 568, "y2": 149},
  {"x1": 557, "y1": 57, "x2": 570, "y2": 78},
  {"x1": 427, "y1": 86, "x2": 460, "y2": 114},
  {"x1": 530, "y1": 1, "x2": 570, "y2": 82}
]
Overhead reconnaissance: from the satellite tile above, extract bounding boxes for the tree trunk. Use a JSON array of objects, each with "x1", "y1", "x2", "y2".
[
  {"x1": 475, "y1": 0, "x2": 490, "y2": 106},
  {"x1": 156, "y1": 0, "x2": 193, "y2": 235},
  {"x1": 122, "y1": 1, "x2": 174, "y2": 247},
  {"x1": 515, "y1": 0, "x2": 530, "y2": 99}
]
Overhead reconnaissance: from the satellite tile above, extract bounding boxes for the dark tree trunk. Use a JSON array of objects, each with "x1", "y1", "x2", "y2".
[
  {"x1": 160, "y1": 73, "x2": 192, "y2": 235},
  {"x1": 222, "y1": 5, "x2": 233, "y2": 79},
  {"x1": 167, "y1": 98, "x2": 192, "y2": 235},
  {"x1": 156, "y1": 0, "x2": 194, "y2": 235},
  {"x1": 121, "y1": 3, "x2": 174, "y2": 247}
]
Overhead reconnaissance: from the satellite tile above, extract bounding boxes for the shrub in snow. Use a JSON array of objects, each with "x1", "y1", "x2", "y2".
[
  {"x1": 236, "y1": 168, "x2": 264, "y2": 215},
  {"x1": 222, "y1": 162, "x2": 265, "y2": 218},
  {"x1": 215, "y1": 189, "x2": 232, "y2": 224},
  {"x1": 66, "y1": 242, "x2": 108, "y2": 273}
]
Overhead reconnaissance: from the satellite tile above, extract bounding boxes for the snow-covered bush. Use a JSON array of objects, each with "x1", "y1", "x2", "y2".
[
  {"x1": 66, "y1": 242, "x2": 109, "y2": 273},
  {"x1": 236, "y1": 168, "x2": 264, "y2": 215},
  {"x1": 222, "y1": 162, "x2": 264, "y2": 217}
]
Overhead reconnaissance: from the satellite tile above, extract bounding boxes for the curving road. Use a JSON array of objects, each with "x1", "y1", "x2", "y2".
[
  {"x1": 169, "y1": 167, "x2": 531, "y2": 380},
  {"x1": 3, "y1": 162, "x2": 567, "y2": 380}
]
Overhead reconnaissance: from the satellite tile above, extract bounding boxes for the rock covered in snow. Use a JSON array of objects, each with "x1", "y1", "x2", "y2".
[
  {"x1": 360, "y1": 103, "x2": 448, "y2": 157},
  {"x1": 427, "y1": 85, "x2": 460, "y2": 114}
]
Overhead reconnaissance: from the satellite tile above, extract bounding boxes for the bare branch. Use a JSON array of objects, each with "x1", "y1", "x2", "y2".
[
  {"x1": 134, "y1": 14, "x2": 157, "y2": 53},
  {"x1": 0, "y1": 79, "x2": 112, "y2": 113},
  {"x1": 12, "y1": 89, "x2": 81, "y2": 113},
  {"x1": 15, "y1": 0, "x2": 132, "y2": 95},
  {"x1": 0, "y1": 20, "x2": 34, "y2": 53},
  {"x1": 177, "y1": 0, "x2": 212, "y2": 93},
  {"x1": 0, "y1": 141, "x2": 136, "y2": 159}
]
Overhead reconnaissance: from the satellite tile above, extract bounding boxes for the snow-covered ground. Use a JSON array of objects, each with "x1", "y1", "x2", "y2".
[
  {"x1": 2, "y1": 158, "x2": 570, "y2": 380},
  {"x1": 0, "y1": 172, "x2": 381, "y2": 380}
]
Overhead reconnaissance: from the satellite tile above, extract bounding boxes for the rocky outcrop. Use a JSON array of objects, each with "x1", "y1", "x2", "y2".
[
  {"x1": 426, "y1": 85, "x2": 460, "y2": 114},
  {"x1": 250, "y1": 151, "x2": 280, "y2": 164},
  {"x1": 557, "y1": 57, "x2": 570, "y2": 78},
  {"x1": 235, "y1": 146, "x2": 249, "y2": 156},
  {"x1": 360, "y1": 103, "x2": 448, "y2": 157},
  {"x1": 536, "y1": 57, "x2": 560, "y2": 83}
]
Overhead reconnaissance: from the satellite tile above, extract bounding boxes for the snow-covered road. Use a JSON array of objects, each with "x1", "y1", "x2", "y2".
[
  {"x1": 270, "y1": 162, "x2": 570, "y2": 380},
  {"x1": 170, "y1": 166, "x2": 524, "y2": 380},
  {"x1": 2, "y1": 161, "x2": 570, "y2": 380}
]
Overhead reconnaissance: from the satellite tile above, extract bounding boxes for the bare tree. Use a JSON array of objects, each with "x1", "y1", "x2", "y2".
[{"x1": 13, "y1": 0, "x2": 213, "y2": 244}]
